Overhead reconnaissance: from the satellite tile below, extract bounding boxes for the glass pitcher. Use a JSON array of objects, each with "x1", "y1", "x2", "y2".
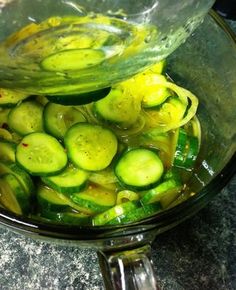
[{"x1": 0, "y1": 0, "x2": 214, "y2": 98}]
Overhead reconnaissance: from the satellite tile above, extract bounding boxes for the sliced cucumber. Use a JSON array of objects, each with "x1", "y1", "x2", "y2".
[
  {"x1": 93, "y1": 87, "x2": 142, "y2": 127},
  {"x1": 107, "y1": 202, "x2": 162, "y2": 225},
  {"x1": 163, "y1": 168, "x2": 181, "y2": 182},
  {"x1": 65, "y1": 123, "x2": 118, "y2": 171},
  {"x1": 71, "y1": 184, "x2": 117, "y2": 213},
  {"x1": 46, "y1": 87, "x2": 111, "y2": 106},
  {"x1": 183, "y1": 136, "x2": 199, "y2": 168},
  {"x1": 0, "y1": 88, "x2": 29, "y2": 107},
  {"x1": 37, "y1": 184, "x2": 94, "y2": 215},
  {"x1": 142, "y1": 85, "x2": 170, "y2": 108},
  {"x1": 42, "y1": 163, "x2": 89, "y2": 194},
  {"x1": 0, "y1": 175, "x2": 21, "y2": 214},
  {"x1": 141, "y1": 178, "x2": 182, "y2": 208},
  {"x1": 16, "y1": 132, "x2": 68, "y2": 176},
  {"x1": 54, "y1": 33, "x2": 94, "y2": 51},
  {"x1": 0, "y1": 139, "x2": 16, "y2": 162},
  {"x1": 173, "y1": 128, "x2": 199, "y2": 170},
  {"x1": 140, "y1": 74, "x2": 170, "y2": 108},
  {"x1": 173, "y1": 128, "x2": 188, "y2": 166},
  {"x1": 8, "y1": 101, "x2": 44, "y2": 136},
  {"x1": 40, "y1": 48, "x2": 105, "y2": 72},
  {"x1": 114, "y1": 148, "x2": 164, "y2": 189},
  {"x1": 92, "y1": 201, "x2": 139, "y2": 226},
  {"x1": 0, "y1": 173, "x2": 31, "y2": 214},
  {"x1": 37, "y1": 184, "x2": 74, "y2": 213},
  {"x1": 0, "y1": 161, "x2": 34, "y2": 196},
  {"x1": 44, "y1": 103, "x2": 86, "y2": 139},
  {"x1": 41, "y1": 210, "x2": 91, "y2": 225}
]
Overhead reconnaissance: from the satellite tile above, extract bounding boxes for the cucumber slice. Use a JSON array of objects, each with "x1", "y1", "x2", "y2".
[
  {"x1": 71, "y1": 184, "x2": 117, "y2": 213},
  {"x1": 93, "y1": 87, "x2": 142, "y2": 127},
  {"x1": 37, "y1": 184, "x2": 94, "y2": 215},
  {"x1": 107, "y1": 202, "x2": 162, "y2": 225},
  {"x1": 46, "y1": 87, "x2": 111, "y2": 106},
  {"x1": 128, "y1": 202, "x2": 162, "y2": 220},
  {"x1": 0, "y1": 173, "x2": 31, "y2": 214},
  {"x1": 37, "y1": 184, "x2": 74, "y2": 213},
  {"x1": 183, "y1": 136, "x2": 199, "y2": 168},
  {"x1": 0, "y1": 139, "x2": 16, "y2": 162},
  {"x1": 163, "y1": 169, "x2": 181, "y2": 182},
  {"x1": 142, "y1": 85, "x2": 170, "y2": 108},
  {"x1": 173, "y1": 128, "x2": 188, "y2": 166},
  {"x1": 141, "y1": 178, "x2": 182, "y2": 208},
  {"x1": 0, "y1": 88, "x2": 29, "y2": 107},
  {"x1": 41, "y1": 211, "x2": 91, "y2": 225},
  {"x1": 114, "y1": 148, "x2": 164, "y2": 189},
  {"x1": 0, "y1": 161, "x2": 34, "y2": 196},
  {"x1": 65, "y1": 123, "x2": 118, "y2": 171},
  {"x1": 173, "y1": 128, "x2": 199, "y2": 170},
  {"x1": 92, "y1": 201, "x2": 139, "y2": 226},
  {"x1": 40, "y1": 48, "x2": 105, "y2": 72},
  {"x1": 42, "y1": 164, "x2": 89, "y2": 194},
  {"x1": 54, "y1": 34, "x2": 94, "y2": 51},
  {"x1": 139, "y1": 74, "x2": 170, "y2": 108},
  {"x1": 44, "y1": 103, "x2": 86, "y2": 139},
  {"x1": 16, "y1": 132, "x2": 68, "y2": 176},
  {"x1": 8, "y1": 101, "x2": 44, "y2": 136}
]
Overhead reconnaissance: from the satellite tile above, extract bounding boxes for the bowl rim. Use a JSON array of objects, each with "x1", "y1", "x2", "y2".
[{"x1": 0, "y1": 10, "x2": 235, "y2": 240}]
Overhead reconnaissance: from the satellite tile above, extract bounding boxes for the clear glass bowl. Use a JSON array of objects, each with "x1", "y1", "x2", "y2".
[
  {"x1": 0, "y1": 10, "x2": 235, "y2": 290},
  {"x1": 0, "y1": 0, "x2": 214, "y2": 95}
]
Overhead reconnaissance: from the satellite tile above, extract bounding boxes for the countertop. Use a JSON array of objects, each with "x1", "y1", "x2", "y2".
[{"x1": 0, "y1": 18, "x2": 235, "y2": 290}]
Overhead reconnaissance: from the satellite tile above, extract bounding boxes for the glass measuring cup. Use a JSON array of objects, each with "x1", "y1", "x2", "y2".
[{"x1": 0, "y1": 0, "x2": 214, "y2": 98}]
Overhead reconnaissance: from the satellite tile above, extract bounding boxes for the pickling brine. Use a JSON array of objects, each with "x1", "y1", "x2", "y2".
[{"x1": 0, "y1": 14, "x2": 159, "y2": 95}]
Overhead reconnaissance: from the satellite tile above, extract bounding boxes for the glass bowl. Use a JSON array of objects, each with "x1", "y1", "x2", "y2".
[
  {"x1": 0, "y1": 0, "x2": 214, "y2": 96},
  {"x1": 0, "y1": 10, "x2": 236, "y2": 290}
]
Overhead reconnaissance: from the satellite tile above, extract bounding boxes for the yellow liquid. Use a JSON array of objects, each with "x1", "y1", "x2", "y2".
[{"x1": 0, "y1": 14, "x2": 158, "y2": 95}]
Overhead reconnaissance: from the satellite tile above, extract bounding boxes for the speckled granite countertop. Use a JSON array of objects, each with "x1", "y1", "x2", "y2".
[{"x1": 0, "y1": 18, "x2": 235, "y2": 290}]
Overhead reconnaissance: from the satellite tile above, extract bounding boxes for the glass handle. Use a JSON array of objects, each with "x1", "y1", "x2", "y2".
[{"x1": 97, "y1": 245, "x2": 160, "y2": 290}]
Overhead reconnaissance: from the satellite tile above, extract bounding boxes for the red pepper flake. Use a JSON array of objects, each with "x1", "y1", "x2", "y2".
[{"x1": 22, "y1": 143, "x2": 29, "y2": 147}]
